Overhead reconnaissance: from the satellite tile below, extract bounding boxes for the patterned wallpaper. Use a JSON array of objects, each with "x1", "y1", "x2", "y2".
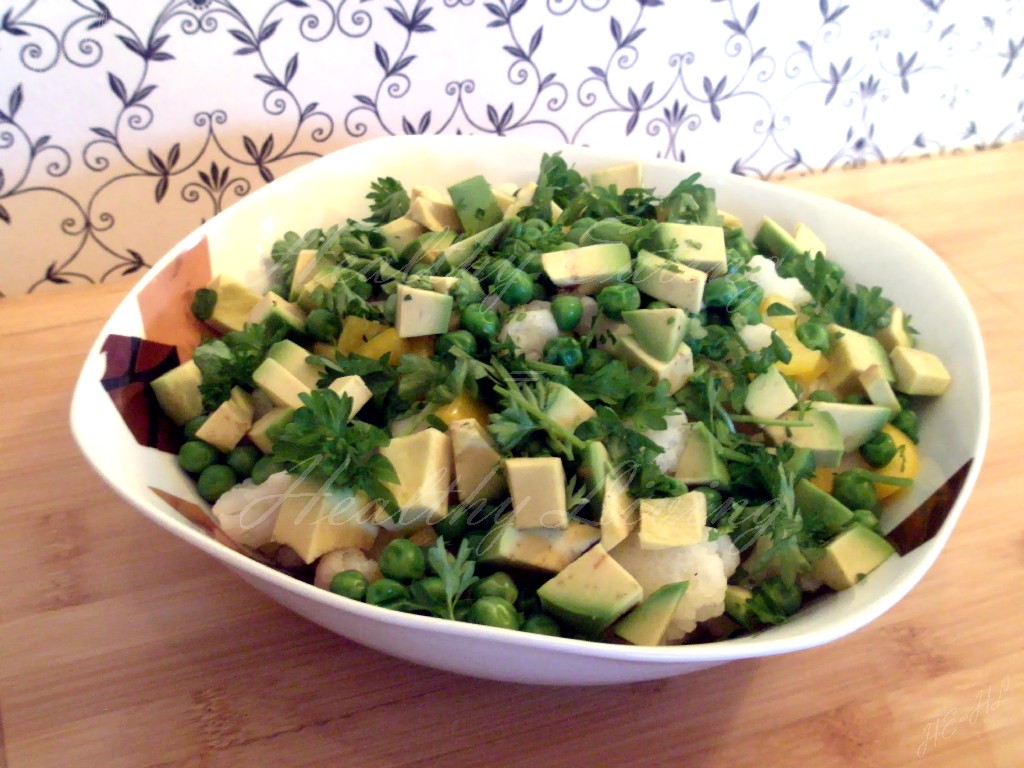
[{"x1": 0, "y1": 0, "x2": 1021, "y2": 296}]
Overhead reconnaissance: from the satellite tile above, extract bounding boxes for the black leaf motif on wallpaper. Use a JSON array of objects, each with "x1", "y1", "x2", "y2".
[
  {"x1": 285, "y1": 0, "x2": 308, "y2": 7},
  {"x1": 90, "y1": 126, "x2": 117, "y2": 140},
  {"x1": 259, "y1": 20, "x2": 280, "y2": 43},
  {"x1": 300, "y1": 101, "x2": 319, "y2": 121},
  {"x1": 230, "y1": 28, "x2": 258, "y2": 56},
  {"x1": 5, "y1": 84, "x2": 23, "y2": 121},
  {"x1": 919, "y1": 0, "x2": 945, "y2": 12},
  {"x1": 388, "y1": 0, "x2": 434, "y2": 33},
  {"x1": 703, "y1": 76, "x2": 727, "y2": 121},
  {"x1": 588, "y1": 65, "x2": 606, "y2": 81},
  {"x1": 118, "y1": 33, "x2": 174, "y2": 62},
  {"x1": 122, "y1": 249, "x2": 147, "y2": 276},
  {"x1": 724, "y1": 3, "x2": 759, "y2": 35},
  {"x1": 939, "y1": 24, "x2": 956, "y2": 41},
  {"x1": 107, "y1": 73, "x2": 156, "y2": 108},
  {"x1": 1, "y1": 8, "x2": 28, "y2": 36},
  {"x1": 625, "y1": 82, "x2": 654, "y2": 134},
  {"x1": 825, "y1": 58, "x2": 852, "y2": 104},
  {"x1": 0, "y1": 205, "x2": 9, "y2": 225},
  {"x1": 487, "y1": 103, "x2": 514, "y2": 134},
  {"x1": 819, "y1": 0, "x2": 849, "y2": 24},
  {"x1": 401, "y1": 112, "x2": 432, "y2": 134},
  {"x1": 88, "y1": 0, "x2": 112, "y2": 30},
  {"x1": 1000, "y1": 37, "x2": 1023, "y2": 77},
  {"x1": 637, "y1": 0, "x2": 664, "y2": 6},
  {"x1": 485, "y1": 0, "x2": 525, "y2": 28},
  {"x1": 529, "y1": 27, "x2": 543, "y2": 55},
  {"x1": 149, "y1": 143, "x2": 180, "y2": 203},
  {"x1": 610, "y1": 17, "x2": 645, "y2": 49},
  {"x1": 896, "y1": 52, "x2": 918, "y2": 93},
  {"x1": 45, "y1": 262, "x2": 70, "y2": 285},
  {"x1": 243, "y1": 135, "x2": 276, "y2": 183},
  {"x1": 198, "y1": 161, "x2": 231, "y2": 191}
]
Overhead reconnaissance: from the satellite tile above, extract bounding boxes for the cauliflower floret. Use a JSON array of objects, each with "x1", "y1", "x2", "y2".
[
  {"x1": 643, "y1": 410, "x2": 690, "y2": 474},
  {"x1": 611, "y1": 528, "x2": 740, "y2": 642},
  {"x1": 738, "y1": 322, "x2": 775, "y2": 352},
  {"x1": 211, "y1": 471, "x2": 293, "y2": 549},
  {"x1": 499, "y1": 300, "x2": 560, "y2": 360},
  {"x1": 314, "y1": 548, "x2": 382, "y2": 590},
  {"x1": 744, "y1": 254, "x2": 812, "y2": 307}
]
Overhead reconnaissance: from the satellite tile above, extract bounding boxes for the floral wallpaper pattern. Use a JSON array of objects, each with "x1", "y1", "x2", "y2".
[{"x1": 0, "y1": 0, "x2": 1021, "y2": 295}]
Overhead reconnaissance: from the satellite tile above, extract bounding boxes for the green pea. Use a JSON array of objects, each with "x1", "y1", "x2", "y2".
[
  {"x1": 582, "y1": 348, "x2": 612, "y2": 374},
  {"x1": 196, "y1": 464, "x2": 237, "y2": 502},
  {"x1": 694, "y1": 486, "x2": 723, "y2": 512},
  {"x1": 597, "y1": 283, "x2": 641, "y2": 320},
  {"x1": 378, "y1": 538, "x2": 426, "y2": 582},
  {"x1": 843, "y1": 393, "x2": 868, "y2": 405},
  {"x1": 497, "y1": 268, "x2": 533, "y2": 307},
  {"x1": 463, "y1": 531, "x2": 487, "y2": 559},
  {"x1": 183, "y1": 414, "x2": 209, "y2": 441},
  {"x1": 551, "y1": 295, "x2": 584, "y2": 331},
  {"x1": 522, "y1": 613, "x2": 562, "y2": 637},
  {"x1": 543, "y1": 336, "x2": 584, "y2": 371},
  {"x1": 251, "y1": 456, "x2": 286, "y2": 485},
  {"x1": 704, "y1": 277, "x2": 739, "y2": 308},
  {"x1": 808, "y1": 390, "x2": 839, "y2": 403},
  {"x1": 437, "y1": 330, "x2": 477, "y2": 358},
  {"x1": 467, "y1": 596, "x2": 521, "y2": 630},
  {"x1": 523, "y1": 218, "x2": 550, "y2": 231},
  {"x1": 518, "y1": 251, "x2": 544, "y2": 276},
  {"x1": 472, "y1": 572, "x2": 519, "y2": 604},
  {"x1": 860, "y1": 431, "x2": 897, "y2": 468},
  {"x1": 365, "y1": 578, "x2": 408, "y2": 606},
  {"x1": 832, "y1": 471, "x2": 878, "y2": 512},
  {"x1": 433, "y1": 505, "x2": 470, "y2": 540},
  {"x1": 178, "y1": 440, "x2": 219, "y2": 474},
  {"x1": 732, "y1": 300, "x2": 762, "y2": 325},
  {"x1": 531, "y1": 281, "x2": 547, "y2": 301},
  {"x1": 329, "y1": 570, "x2": 368, "y2": 601},
  {"x1": 646, "y1": 301, "x2": 670, "y2": 310},
  {"x1": 891, "y1": 409, "x2": 920, "y2": 443},
  {"x1": 190, "y1": 287, "x2": 217, "y2": 321},
  {"x1": 226, "y1": 445, "x2": 261, "y2": 478},
  {"x1": 460, "y1": 303, "x2": 501, "y2": 341},
  {"x1": 410, "y1": 576, "x2": 447, "y2": 606},
  {"x1": 305, "y1": 308, "x2": 341, "y2": 342},
  {"x1": 796, "y1": 321, "x2": 830, "y2": 353}
]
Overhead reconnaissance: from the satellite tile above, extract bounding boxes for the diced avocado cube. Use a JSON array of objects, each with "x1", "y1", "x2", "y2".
[
  {"x1": 762, "y1": 409, "x2": 844, "y2": 469},
  {"x1": 540, "y1": 243, "x2": 631, "y2": 294},
  {"x1": 794, "y1": 479, "x2": 854, "y2": 538},
  {"x1": 267, "y1": 339, "x2": 321, "y2": 388},
  {"x1": 205, "y1": 275, "x2": 262, "y2": 334},
  {"x1": 613, "y1": 335, "x2": 694, "y2": 395},
  {"x1": 675, "y1": 422, "x2": 730, "y2": 487},
  {"x1": 289, "y1": 249, "x2": 321, "y2": 302},
  {"x1": 890, "y1": 346, "x2": 951, "y2": 396},
  {"x1": 449, "y1": 418, "x2": 506, "y2": 502},
  {"x1": 744, "y1": 366, "x2": 798, "y2": 420},
  {"x1": 792, "y1": 222, "x2": 827, "y2": 256},
  {"x1": 337, "y1": 316, "x2": 387, "y2": 355},
  {"x1": 428, "y1": 275, "x2": 459, "y2": 294},
  {"x1": 477, "y1": 514, "x2": 600, "y2": 573},
  {"x1": 151, "y1": 359, "x2": 204, "y2": 426},
  {"x1": 296, "y1": 267, "x2": 340, "y2": 313},
  {"x1": 622, "y1": 307, "x2": 687, "y2": 362},
  {"x1": 247, "y1": 406, "x2": 293, "y2": 454},
  {"x1": 632, "y1": 250, "x2": 706, "y2": 313},
  {"x1": 195, "y1": 386, "x2": 254, "y2": 452},
  {"x1": 506, "y1": 456, "x2": 568, "y2": 530},
  {"x1": 379, "y1": 428, "x2": 451, "y2": 529},
  {"x1": 581, "y1": 442, "x2": 637, "y2": 551},
  {"x1": 379, "y1": 216, "x2": 426, "y2": 253},
  {"x1": 543, "y1": 382, "x2": 597, "y2": 432},
  {"x1": 490, "y1": 183, "x2": 518, "y2": 212},
  {"x1": 808, "y1": 401, "x2": 892, "y2": 451},
  {"x1": 271, "y1": 479, "x2": 378, "y2": 563},
  {"x1": 327, "y1": 375, "x2": 372, "y2": 418},
  {"x1": 719, "y1": 210, "x2": 744, "y2": 231},
  {"x1": 753, "y1": 216, "x2": 801, "y2": 259},
  {"x1": 252, "y1": 357, "x2": 311, "y2": 409},
  {"x1": 638, "y1": 492, "x2": 706, "y2": 550},
  {"x1": 826, "y1": 324, "x2": 894, "y2": 395},
  {"x1": 811, "y1": 524, "x2": 896, "y2": 591},
  {"x1": 613, "y1": 581, "x2": 689, "y2": 646},
  {"x1": 248, "y1": 291, "x2": 307, "y2": 332},
  {"x1": 438, "y1": 221, "x2": 507, "y2": 270},
  {"x1": 448, "y1": 175, "x2": 503, "y2": 235},
  {"x1": 407, "y1": 185, "x2": 462, "y2": 233},
  {"x1": 537, "y1": 544, "x2": 643, "y2": 635},
  {"x1": 591, "y1": 162, "x2": 643, "y2": 190},
  {"x1": 858, "y1": 364, "x2": 901, "y2": 413},
  {"x1": 395, "y1": 284, "x2": 454, "y2": 338},
  {"x1": 876, "y1": 306, "x2": 914, "y2": 352},
  {"x1": 503, "y1": 182, "x2": 562, "y2": 223},
  {"x1": 652, "y1": 222, "x2": 728, "y2": 275},
  {"x1": 401, "y1": 228, "x2": 458, "y2": 268}
]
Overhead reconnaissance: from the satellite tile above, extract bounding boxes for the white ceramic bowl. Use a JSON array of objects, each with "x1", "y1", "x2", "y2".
[{"x1": 71, "y1": 135, "x2": 988, "y2": 685}]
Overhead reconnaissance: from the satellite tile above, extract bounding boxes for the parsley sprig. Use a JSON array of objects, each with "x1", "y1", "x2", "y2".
[{"x1": 364, "y1": 177, "x2": 410, "y2": 225}]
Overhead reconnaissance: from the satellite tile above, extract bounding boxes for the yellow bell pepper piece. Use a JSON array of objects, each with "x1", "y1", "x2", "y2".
[
  {"x1": 356, "y1": 327, "x2": 435, "y2": 365},
  {"x1": 874, "y1": 424, "x2": 919, "y2": 500},
  {"x1": 337, "y1": 316, "x2": 387, "y2": 355},
  {"x1": 809, "y1": 467, "x2": 834, "y2": 493},
  {"x1": 434, "y1": 391, "x2": 491, "y2": 430}
]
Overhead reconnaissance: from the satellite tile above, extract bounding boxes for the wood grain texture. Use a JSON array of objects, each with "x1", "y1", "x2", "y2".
[{"x1": 1, "y1": 145, "x2": 1022, "y2": 768}]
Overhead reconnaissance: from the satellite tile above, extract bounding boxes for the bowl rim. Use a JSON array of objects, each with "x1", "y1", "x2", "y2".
[{"x1": 70, "y1": 133, "x2": 991, "y2": 663}]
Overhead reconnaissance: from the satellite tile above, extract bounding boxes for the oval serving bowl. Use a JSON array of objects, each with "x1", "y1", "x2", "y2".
[{"x1": 70, "y1": 135, "x2": 988, "y2": 685}]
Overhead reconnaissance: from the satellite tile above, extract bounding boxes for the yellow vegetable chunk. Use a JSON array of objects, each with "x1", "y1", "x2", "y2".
[
  {"x1": 874, "y1": 424, "x2": 919, "y2": 501},
  {"x1": 337, "y1": 316, "x2": 387, "y2": 355}
]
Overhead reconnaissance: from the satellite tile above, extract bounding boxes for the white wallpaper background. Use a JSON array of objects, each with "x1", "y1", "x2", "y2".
[{"x1": 0, "y1": 0, "x2": 1021, "y2": 295}]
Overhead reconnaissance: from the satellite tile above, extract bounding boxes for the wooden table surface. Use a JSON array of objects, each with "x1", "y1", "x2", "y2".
[{"x1": 2, "y1": 144, "x2": 1022, "y2": 768}]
